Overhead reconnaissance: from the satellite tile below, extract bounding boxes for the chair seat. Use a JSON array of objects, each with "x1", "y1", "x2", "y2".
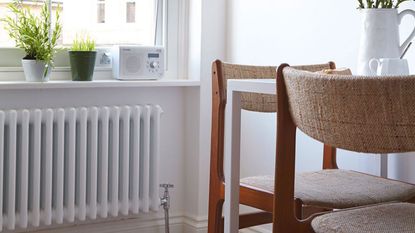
[
  {"x1": 311, "y1": 202, "x2": 415, "y2": 233},
  {"x1": 240, "y1": 169, "x2": 415, "y2": 209}
]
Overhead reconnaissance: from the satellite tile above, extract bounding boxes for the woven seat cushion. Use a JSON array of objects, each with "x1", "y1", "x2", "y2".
[
  {"x1": 240, "y1": 169, "x2": 415, "y2": 209},
  {"x1": 312, "y1": 202, "x2": 415, "y2": 233}
]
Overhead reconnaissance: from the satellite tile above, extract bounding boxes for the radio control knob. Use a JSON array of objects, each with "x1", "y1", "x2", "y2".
[{"x1": 149, "y1": 61, "x2": 159, "y2": 69}]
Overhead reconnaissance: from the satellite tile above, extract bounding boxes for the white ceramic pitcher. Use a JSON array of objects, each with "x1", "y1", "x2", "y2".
[{"x1": 357, "y1": 9, "x2": 415, "y2": 75}]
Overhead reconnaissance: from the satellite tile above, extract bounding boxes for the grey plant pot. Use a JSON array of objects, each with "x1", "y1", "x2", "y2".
[
  {"x1": 69, "y1": 51, "x2": 97, "y2": 81},
  {"x1": 21, "y1": 59, "x2": 51, "y2": 82}
]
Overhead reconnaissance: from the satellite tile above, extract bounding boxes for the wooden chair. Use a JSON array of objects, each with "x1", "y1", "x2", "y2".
[
  {"x1": 208, "y1": 60, "x2": 342, "y2": 233},
  {"x1": 274, "y1": 64, "x2": 415, "y2": 233}
]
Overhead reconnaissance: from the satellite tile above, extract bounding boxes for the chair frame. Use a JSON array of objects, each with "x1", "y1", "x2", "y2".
[{"x1": 208, "y1": 60, "x2": 338, "y2": 233}]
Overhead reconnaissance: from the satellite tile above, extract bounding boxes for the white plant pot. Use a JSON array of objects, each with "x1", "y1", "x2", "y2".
[
  {"x1": 357, "y1": 9, "x2": 415, "y2": 75},
  {"x1": 21, "y1": 59, "x2": 51, "y2": 82}
]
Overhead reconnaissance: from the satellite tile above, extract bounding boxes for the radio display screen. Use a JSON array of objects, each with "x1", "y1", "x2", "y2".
[{"x1": 148, "y1": 53, "x2": 159, "y2": 58}]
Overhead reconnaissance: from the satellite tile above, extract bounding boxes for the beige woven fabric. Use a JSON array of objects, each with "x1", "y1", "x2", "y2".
[
  {"x1": 221, "y1": 63, "x2": 277, "y2": 112},
  {"x1": 315, "y1": 68, "x2": 352, "y2": 75},
  {"x1": 292, "y1": 63, "x2": 335, "y2": 72},
  {"x1": 221, "y1": 62, "x2": 333, "y2": 112},
  {"x1": 240, "y1": 170, "x2": 415, "y2": 209},
  {"x1": 312, "y1": 203, "x2": 415, "y2": 233},
  {"x1": 282, "y1": 67, "x2": 415, "y2": 153}
]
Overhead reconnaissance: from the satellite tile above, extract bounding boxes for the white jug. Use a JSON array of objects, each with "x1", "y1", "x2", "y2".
[{"x1": 357, "y1": 9, "x2": 415, "y2": 75}]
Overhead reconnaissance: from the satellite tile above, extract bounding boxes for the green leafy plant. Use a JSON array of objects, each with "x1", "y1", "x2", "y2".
[
  {"x1": 358, "y1": 0, "x2": 415, "y2": 8},
  {"x1": 71, "y1": 36, "x2": 96, "y2": 52},
  {"x1": 1, "y1": 0, "x2": 62, "y2": 67}
]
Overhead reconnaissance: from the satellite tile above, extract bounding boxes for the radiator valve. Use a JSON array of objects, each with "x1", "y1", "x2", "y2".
[
  {"x1": 160, "y1": 184, "x2": 174, "y2": 233},
  {"x1": 160, "y1": 184, "x2": 174, "y2": 209}
]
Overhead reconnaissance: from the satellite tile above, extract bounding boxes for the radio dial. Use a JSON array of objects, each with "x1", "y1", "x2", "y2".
[{"x1": 149, "y1": 61, "x2": 159, "y2": 69}]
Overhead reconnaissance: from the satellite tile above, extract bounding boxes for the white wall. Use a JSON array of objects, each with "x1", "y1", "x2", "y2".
[
  {"x1": 185, "y1": 0, "x2": 227, "y2": 222},
  {"x1": 227, "y1": 0, "x2": 415, "y2": 181},
  {"x1": 228, "y1": 0, "x2": 415, "y2": 70}
]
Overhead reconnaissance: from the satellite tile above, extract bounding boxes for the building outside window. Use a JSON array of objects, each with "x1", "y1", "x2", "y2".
[
  {"x1": 0, "y1": 0, "x2": 63, "y2": 47},
  {"x1": 0, "y1": 0, "x2": 157, "y2": 46},
  {"x1": 97, "y1": 0, "x2": 105, "y2": 23},
  {"x1": 63, "y1": 0, "x2": 155, "y2": 45},
  {"x1": 126, "y1": 1, "x2": 135, "y2": 23}
]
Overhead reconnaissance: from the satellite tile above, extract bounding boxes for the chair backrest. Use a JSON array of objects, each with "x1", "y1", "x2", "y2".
[
  {"x1": 210, "y1": 60, "x2": 335, "y2": 182},
  {"x1": 215, "y1": 61, "x2": 278, "y2": 112},
  {"x1": 213, "y1": 61, "x2": 336, "y2": 112},
  {"x1": 282, "y1": 66, "x2": 415, "y2": 153}
]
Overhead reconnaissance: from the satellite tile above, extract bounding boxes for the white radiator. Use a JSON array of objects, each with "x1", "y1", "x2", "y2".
[{"x1": 0, "y1": 105, "x2": 163, "y2": 231}]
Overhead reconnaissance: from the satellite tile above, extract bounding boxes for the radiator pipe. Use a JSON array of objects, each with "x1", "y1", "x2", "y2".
[{"x1": 160, "y1": 184, "x2": 174, "y2": 233}]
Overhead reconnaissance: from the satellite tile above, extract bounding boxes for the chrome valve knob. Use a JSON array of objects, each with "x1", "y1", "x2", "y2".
[{"x1": 150, "y1": 61, "x2": 159, "y2": 69}]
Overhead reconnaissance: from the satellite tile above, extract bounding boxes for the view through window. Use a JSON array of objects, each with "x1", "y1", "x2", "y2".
[
  {"x1": 97, "y1": 0, "x2": 106, "y2": 23},
  {"x1": 126, "y1": 1, "x2": 136, "y2": 23},
  {"x1": 0, "y1": 0, "x2": 157, "y2": 47}
]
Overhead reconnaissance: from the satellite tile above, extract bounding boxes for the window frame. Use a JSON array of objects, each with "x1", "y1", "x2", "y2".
[{"x1": 0, "y1": 0, "x2": 187, "y2": 81}]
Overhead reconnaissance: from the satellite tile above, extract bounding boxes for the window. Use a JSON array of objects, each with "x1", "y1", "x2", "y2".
[
  {"x1": 0, "y1": 0, "x2": 184, "y2": 80},
  {"x1": 62, "y1": 0, "x2": 156, "y2": 45},
  {"x1": 0, "y1": 0, "x2": 158, "y2": 47},
  {"x1": 0, "y1": 0, "x2": 63, "y2": 47},
  {"x1": 126, "y1": 1, "x2": 135, "y2": 23}
]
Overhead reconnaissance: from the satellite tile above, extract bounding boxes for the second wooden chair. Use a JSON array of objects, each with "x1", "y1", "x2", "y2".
[
  {"x1": 273, "y1": 64, "x2": 415, "y2": 233},
  {"x1": 208, "y1": 60, "x2": 415, "y2": 233}
]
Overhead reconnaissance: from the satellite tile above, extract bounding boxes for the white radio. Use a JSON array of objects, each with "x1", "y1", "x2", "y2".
[{"x1": 112, "y1": 45, "x2": 165, "y2": 80}]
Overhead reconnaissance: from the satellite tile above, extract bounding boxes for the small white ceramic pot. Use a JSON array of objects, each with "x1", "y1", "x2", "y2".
[{"x1": 21, "y1": 59, "x2": 51, "y2": 82}]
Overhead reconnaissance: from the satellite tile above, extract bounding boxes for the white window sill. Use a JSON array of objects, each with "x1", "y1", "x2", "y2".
[
  {"x1": 0, "y1": 67, "x2": 197, "y2": 88},
  {"x1": 0, "y1": 79, "x2": 201, "y2": 90}
]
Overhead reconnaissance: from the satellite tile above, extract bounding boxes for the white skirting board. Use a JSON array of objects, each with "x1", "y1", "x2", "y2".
[{"x1": 10, "y1": 215, "x2": 211, "y2": 233}]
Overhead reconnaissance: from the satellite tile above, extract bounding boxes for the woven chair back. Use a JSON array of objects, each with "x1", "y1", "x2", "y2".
[
  {"x1": 220, "y1": 63, "x2": 277, "y2": 112},
  {"x1": 219, "y1": 62, "x2": 333, "y2": 112},
  {"x1": 282, "y1": 66, "x2": 415, "y2": 153}
]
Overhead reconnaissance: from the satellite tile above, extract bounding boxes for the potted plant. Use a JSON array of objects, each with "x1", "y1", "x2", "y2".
[
  {"x1": 2, "y1": 0, "x2": 62, "y2": 82},
  {"x1": 356, "y1": 0, "x2": 415, "y2": 75},
  {"x1": 69, "y1": 36, "x2": 97, "y2": 81},
  {"x1": 357, "y1": 0, "x2": 412, "y2": 8}
]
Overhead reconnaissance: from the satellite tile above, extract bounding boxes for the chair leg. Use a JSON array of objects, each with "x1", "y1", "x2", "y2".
[
  {"x1": 239, "y1": 212, "x2": 273, "y2": 229},
  {"x1": 407, "y1": 196, "x2": 415, "y2": 204},
  {"x1": 209, "y1": 192, "x2": 305, "y2": 232},
  {"x1": 294, "y1": 198, "x2": 303, "y2": 220},
  {"x1": 218, "y1": 212, "x2": 272, "y2": 233},
  {"x1": 208, "y1": 196, "x2": 224, "y2": 233},
  {"x1": 210, "y1": 201, "x2": 304, "y2": 232}
]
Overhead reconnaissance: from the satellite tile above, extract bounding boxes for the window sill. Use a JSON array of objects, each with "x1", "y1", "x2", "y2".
[{"x1": 0, "y1": 79, "x2": 200, "y2": 90}]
